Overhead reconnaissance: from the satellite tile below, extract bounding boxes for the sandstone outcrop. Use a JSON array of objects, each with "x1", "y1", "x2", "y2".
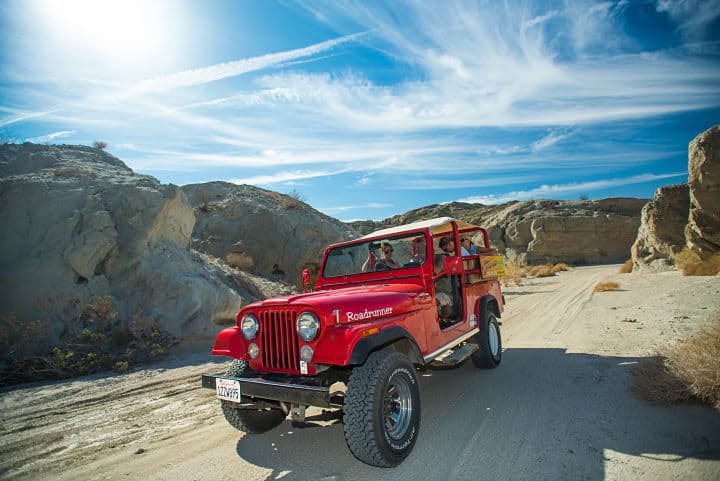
[
  {"x1": 685, "y1": 125, "x2": 720, "y2": 258},
  {"x1": 350, "y1": 198, "x2": 647, "y2": 265},
  {"x1": 631, "y1": 184, "x2": 690, "y2": 269},
  {"x1": 0, "y1": 144, "x2": 248, "y2": 358},
  {"x1": 183, "y1": 182, "x2": 355, "y2": 285}
]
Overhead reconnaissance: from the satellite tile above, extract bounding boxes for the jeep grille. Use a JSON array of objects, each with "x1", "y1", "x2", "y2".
[{"x1": 258, "y1": 308, "x2": 300, "y2": 372}]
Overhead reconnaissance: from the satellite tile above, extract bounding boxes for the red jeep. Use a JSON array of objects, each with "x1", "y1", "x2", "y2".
[{"x1": 202, "y1": 217, "x2": 505, "y2": 467}]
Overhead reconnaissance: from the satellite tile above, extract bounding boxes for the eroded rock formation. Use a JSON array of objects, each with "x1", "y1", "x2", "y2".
[
  {"x1": 0, "y1": 144, "x2": 243, "y2": 356},
  {"x1": 631, "y1": 184, "x2": 690, "y2": 269},
  {"x1": 183, "y1": 182, "x2": 355, "y2": 285},
  {"x1": 686, "y1": 125, "x2": 720, "y2": 258}
]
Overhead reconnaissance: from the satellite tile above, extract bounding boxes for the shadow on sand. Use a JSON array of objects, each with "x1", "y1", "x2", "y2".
[{"x1": 233, "y1": 348, "x2": 720, "y2": 481}]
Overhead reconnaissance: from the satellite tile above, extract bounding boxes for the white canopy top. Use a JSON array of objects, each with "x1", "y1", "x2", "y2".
[{"x1": 359, "y1": 217, "x2": 480, "y2": 239}]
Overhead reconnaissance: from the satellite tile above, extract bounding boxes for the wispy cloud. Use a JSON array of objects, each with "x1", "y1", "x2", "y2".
[
  {"x1": 0, "y1": 108, "x2": 61, "y2": 127},
  {"x1": 531, "y1": 129, "x2": 575, "y2": 152},
  {"x1": 24, "y1": 130, "x2": 75, "y2": 143},
  {"x1": 227, "y1": 168, "x2": 345, "y2": 185},
  {"x1": 120, "y1": 32, "x2": 364, "y2": 98},
  {"x1": 318, "y1": 202, "x2": 393, "y2": 214},
  {"x1": 456, "y1": 172, "x2": 688, "y2": 204}
]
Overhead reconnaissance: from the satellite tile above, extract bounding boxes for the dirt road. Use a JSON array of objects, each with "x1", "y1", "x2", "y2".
[{"x1": 2, "y1": 266, "x2": 719, "y2": 480}]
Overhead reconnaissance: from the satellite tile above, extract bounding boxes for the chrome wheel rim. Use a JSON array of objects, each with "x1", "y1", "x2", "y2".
[
  {"x1": 489, "y1": 321, "x2": 500, "y2": 357},
  {"x1": 383, "y1": 375, "x2": 413, "y2": 441}
]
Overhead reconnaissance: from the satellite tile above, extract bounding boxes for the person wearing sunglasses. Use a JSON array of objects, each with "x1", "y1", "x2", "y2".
[{"x1": 362, "y1": 241, "x2": 401, "y2": 271}]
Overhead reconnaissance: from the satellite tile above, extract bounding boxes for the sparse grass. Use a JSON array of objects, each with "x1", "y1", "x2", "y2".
[
  {"x1": 593, "y1": 281, "x2": 620, "y2": 292},
  {"x1": 619, "y1": 259, "x2": 634, "y2": 274},
  {"x1": 552, "y1": 262, "x2": 569, "y2": 272},
  {"x1": 632, "y1": 320, "x2": 720, "y2": 409},
  {"x1": 674, "y1": 247, "x2": 720, "y2": 276},
  {"x1": 269, "y1": 191, "x2": 305, "y2": 210},
  {"x1": 93, "y1": 140, "x2": 107, "y2": 150}
]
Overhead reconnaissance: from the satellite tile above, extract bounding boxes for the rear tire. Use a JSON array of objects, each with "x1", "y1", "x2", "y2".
[
  {"x1": 220, "y1": 360, "x2": 286, "y2": 434},
  {"x1": 471, "y1": 312, "x2": 502, "y2": 368},
  {"x1": 343, "y1": 350, "x2": 421, "y2": 467}
]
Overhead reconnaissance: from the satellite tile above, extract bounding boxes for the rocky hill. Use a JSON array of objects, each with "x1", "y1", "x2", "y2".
[
  {"x1": 182, "y1": 182, "x2": 355, "y2": 285},
  {"x1": 350, "y1": 198, "x2": 648, "y2": 265},
  {"x1": 0, "y1": 144, "x2": 291, "y2": 377}
]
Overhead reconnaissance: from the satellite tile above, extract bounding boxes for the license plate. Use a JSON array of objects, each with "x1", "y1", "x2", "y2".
[{"x1": 216, "y1": 378, "x2": 241, "y2": 403}]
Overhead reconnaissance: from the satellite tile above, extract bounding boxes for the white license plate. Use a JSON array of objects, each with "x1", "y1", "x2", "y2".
[{"x1": 216, "y1": 378, "x2": 241, "y2": 403}]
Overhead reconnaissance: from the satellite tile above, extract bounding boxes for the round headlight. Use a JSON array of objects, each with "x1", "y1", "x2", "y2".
[
  {"x1": 241, "y1": 314, "x2": 259, "y2": 340},
  {"x1": 296, "y1": 311, "x2": 320, "y2": 341}
]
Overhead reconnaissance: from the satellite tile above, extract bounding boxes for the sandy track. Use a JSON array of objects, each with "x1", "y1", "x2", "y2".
[{"x1": 1, "y1": 266, "x2": 719, "y2": 480}]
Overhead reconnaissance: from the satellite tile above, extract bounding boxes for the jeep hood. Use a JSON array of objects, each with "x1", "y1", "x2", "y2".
[{"x1": 246, "y1": 284, "x2": 424, "y2": 324}]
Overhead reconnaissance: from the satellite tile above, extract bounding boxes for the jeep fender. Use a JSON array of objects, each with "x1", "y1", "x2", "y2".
[
  {"x1": 348, "y1": 326, "x2": 423, "y2": 365},
  {"x1": 477, "y1": 295, "x2": 501, "y2": 329},
  {"x1": 210, "y1": 326, "x2": 246, "y2": 358}
]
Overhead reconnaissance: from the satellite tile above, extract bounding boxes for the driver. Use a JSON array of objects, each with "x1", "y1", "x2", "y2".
[{"x1": 362, "y1": 241, "x2": 401, "y2": 271}]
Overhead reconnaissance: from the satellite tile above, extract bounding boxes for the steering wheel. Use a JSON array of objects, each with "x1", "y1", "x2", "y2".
[{"x1": 374, "y1": 262, "x2": 391, "y2": 271}]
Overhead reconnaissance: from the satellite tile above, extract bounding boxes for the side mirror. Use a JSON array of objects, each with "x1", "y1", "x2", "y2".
[
  {"x1": 301, "y1": 269, "x2": 312, "y2": 292},
  {"x1": 442, "y1": 256, "x2": 462, "y2": 275}
]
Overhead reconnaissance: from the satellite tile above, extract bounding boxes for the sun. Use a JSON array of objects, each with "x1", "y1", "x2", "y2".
[{"x1": 35, "y1": 0, "x2": 176, "y2": 65}]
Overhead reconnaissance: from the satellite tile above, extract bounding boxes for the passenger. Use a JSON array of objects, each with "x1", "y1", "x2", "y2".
[
  {"x1": 439, "y1": 236, "x2": 455, "y2": 254},
  {"x1": 460, "y1": 237, "x2": 477, "y2": 256},
  {"x1": 363, "y1": 241, "x2": 401, "y2": 271},
  {"x1": 411, "y1": 236, "x2": 427, "y2": 263}
]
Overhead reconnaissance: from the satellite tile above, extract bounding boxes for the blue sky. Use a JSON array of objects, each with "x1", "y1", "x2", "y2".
[{"x1": 1, "y1": 0, "x2": 719, "y2": 221}]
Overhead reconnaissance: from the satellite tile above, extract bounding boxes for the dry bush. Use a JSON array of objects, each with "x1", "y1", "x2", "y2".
[
  {"x1": 632, "y1": 320, "x2": 720, "y2": 409},
  {"x1": 593, "y1": 281, "x2": 620, "y2": 292},
  {"x1": 552, "y1": 262, "x2": 569, "y2": 272},
  {"x1": 619, "y1": 259, "x2": 634, "y2": 274},
  {"x1": 0, "y1": 297, "x2": 175, "y2": 386},
  {"x1": 93, "y1": 140, "x2": 107, "y2": 150},
  {"x1": 225, "y1": 251, "x2": 254, "y2": 270},
  {"x1": 528, "y1": 264, "x2": 555, "y2": 278},
  {"x1": 674, "y1": 248, "x2": 720, "y2": 276},
  {"x1": 501, "y1": 250, "x2": 527, "y2": 285}
]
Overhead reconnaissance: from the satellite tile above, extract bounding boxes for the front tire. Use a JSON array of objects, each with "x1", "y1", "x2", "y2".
[
  {"x1": 220, "y1": 360, "x2": 286, "y2": 434},
  {"x1": 343, "y1": 350, "x2": 421, "y2": 467},
  {"x1": 471, "y1": 312, "x2": 502, "y2": 368}
]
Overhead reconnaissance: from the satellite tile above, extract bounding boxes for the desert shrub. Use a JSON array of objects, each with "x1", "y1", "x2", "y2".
[
  {"x1": 674, "y1": 248, "x2": 720, "y2": 276},
  {"x1": 93, "y1": 140, "x2": 107, "y2": 150},
  {"x1": 270, "y1": 190, "x2": 305, "y2": 210},
  {"x1": 225, "y1": 251, "x2": 254, "y2": 270},
  {"x1": 0, "y1": 297, "x2": 175, "y2": 386},
  {"x1": 528, "y1": 264, "x2": 555, "y2": 278},
  {"x1": 552, "y1": 262, "x2": 569, "y2": 272},
  {"x1": 593, "y1": 281, "x2": 620, "y2": 292},
  {"x1": 619, "y1": 259, "x2": 634, "y2": 274},
  {"x1": 501, "y1": 249, "x2": 527, "y2": 286},
  {"x1": 632, "y1": 320, "x2": 720, "y2": 409}
]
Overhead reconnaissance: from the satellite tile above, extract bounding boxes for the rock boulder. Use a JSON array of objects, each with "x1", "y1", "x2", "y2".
[
  {"x1": 685, "y1": 125, "x2": 720, "y2": 258},
  {"x1": 631, "y1": 184, "x2": 690, "y2": 269}
]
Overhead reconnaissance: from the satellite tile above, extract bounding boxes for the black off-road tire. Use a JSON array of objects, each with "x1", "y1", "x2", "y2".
[
  {"x1": 343, "y1": 350, "x2": 421, "y2": 467},
  {"x1": 220, "y1": 360, "x2": 286, "y2": 434},
  {"x1": 471, "y1": 312, "x2": 502, "y2": 369}
]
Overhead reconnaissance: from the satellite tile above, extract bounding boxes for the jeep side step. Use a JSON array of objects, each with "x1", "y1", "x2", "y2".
[{"x1": 429, "y1": 342, "x2": 479, "y2": 368}]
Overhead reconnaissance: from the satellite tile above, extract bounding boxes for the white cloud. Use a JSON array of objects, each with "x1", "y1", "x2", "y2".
[
  {"x1": 456, "y1": 172, "x2": 688, "y2": 204},
  {"x1": 25, "y1": 130, "x2": 76, "y2": 143},
  {"x1": 656, "y1": 0, "x2": 720, "y2": 37}
]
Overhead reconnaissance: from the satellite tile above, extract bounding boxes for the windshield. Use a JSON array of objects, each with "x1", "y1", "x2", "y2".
[{"x1": 322, "y1": 232, "x2": 427, "y2": 278}]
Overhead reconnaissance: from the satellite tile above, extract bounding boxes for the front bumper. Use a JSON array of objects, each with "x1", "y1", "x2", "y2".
[{"x1": 201, "y1": 374, "x2": 331, "y2": 408}]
